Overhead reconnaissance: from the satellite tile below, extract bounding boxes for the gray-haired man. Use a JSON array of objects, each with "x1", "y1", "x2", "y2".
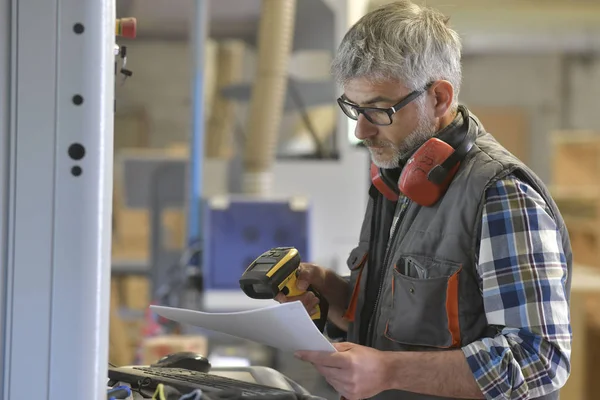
[{"x1": 276, "y1": 2, "x2": 572, "y2": 399}]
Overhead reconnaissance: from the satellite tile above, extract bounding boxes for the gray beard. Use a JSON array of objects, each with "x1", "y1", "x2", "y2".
[{"x1": 368, "y1": 110, "x2": 437, "y2": 169}]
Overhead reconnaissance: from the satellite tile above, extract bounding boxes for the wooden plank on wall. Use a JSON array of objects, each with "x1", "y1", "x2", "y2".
[{"x1": 469, "y1": 107, "x2": 530, "y2": 164}]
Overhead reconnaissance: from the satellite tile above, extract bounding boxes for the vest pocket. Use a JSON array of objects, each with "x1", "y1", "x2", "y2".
[{"x1": 384, "y1": 256, "x2": 462, "y2": 348}]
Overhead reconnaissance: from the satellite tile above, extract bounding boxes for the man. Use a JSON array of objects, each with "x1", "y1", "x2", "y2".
[{"x1": 275, "y1": 1, "x2": 572, "y2": 400}]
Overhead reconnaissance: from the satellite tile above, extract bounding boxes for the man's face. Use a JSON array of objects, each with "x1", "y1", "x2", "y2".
[{"x1": 343, "y1": 77, "x2": 438, "y2": 169}]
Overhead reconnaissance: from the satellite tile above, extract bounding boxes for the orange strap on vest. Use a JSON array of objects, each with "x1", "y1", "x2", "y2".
[{"x1": 343, "y1": 253, "x2": 367, "y2": 322}]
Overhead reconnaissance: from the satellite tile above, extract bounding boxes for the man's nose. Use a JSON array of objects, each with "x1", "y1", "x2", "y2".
[{"x1": 354, "y1": 114, "x2": 378, "y2": 141}]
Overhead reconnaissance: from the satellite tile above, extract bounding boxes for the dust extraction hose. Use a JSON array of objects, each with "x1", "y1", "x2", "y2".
[
  {"x1": 243, "y1": 0, "x2": 297, "y2": 195},
  {"x1": 206, "y1": 40, "x2": 245, "y2": 159}
]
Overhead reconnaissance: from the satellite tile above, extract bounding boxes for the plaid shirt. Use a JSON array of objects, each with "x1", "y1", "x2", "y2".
[{"x1": 462, "y1": 176, "x2": 571, "y2": 399}]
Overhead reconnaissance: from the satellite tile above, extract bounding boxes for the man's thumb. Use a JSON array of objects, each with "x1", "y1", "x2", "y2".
[{"x1": 296, "y1": 264, "x2": 314, "y2": 290}]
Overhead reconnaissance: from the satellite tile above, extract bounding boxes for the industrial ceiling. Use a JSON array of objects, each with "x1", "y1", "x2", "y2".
[
  {"x1": 117, "y1": 0, "x2": 600, "y2": 53},
  {"x1": 117, "y1": 0, "x2": 334, "y2": 47}
]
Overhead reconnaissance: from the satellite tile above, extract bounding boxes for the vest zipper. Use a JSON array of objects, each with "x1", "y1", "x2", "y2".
[{"x1": 366, "y1": 197, "x2": 411, "y2": 347}]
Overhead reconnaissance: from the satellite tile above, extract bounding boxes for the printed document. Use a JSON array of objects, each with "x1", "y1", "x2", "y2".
[{"x1": 150, "y1": 301, "x2": 336, "y2": 353}]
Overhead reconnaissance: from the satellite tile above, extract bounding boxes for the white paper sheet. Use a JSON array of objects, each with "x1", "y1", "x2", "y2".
[{"x1": 150, "y1": 301, "x2": 336, "y2": 353}]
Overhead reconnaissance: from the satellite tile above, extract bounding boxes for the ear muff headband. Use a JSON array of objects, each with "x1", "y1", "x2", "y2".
[{"x1": 427, "y1": 121, "x2": 474, "y2": 185}]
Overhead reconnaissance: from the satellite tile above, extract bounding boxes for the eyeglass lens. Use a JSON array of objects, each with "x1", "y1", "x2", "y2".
[{"x1": 338, "y1": 101, "x2": 391, "y2": 125}]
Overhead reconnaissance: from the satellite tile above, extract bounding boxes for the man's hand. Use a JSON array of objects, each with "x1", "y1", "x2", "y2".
[
  {"x1": 274, "y1": 263, "x2": 326, "y2": 316},
  {"x1": 295, "y1": 342, "x2": 390, "y2": 400},
  {"x1": 275, "y1": 263, "x2": 351, "y2": 332}
]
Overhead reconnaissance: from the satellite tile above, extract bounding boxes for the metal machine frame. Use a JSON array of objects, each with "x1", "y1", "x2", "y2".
[
  {"x1": 1, "y1": 0, "x2": 115, "y2": 398},
  {"x1": 0, "y1": 0, "x2": 357, "y2": 398}
]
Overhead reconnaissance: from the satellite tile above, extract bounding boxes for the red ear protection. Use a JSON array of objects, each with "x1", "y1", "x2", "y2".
[
  {"x1": 371, "y1": 163, "x2": 400, "y2": 201},
  {"x1": 398, "y1": 138, "x2": 460, "y2": 206},
  {"x1": 370, "y1": 106, "x2": 475, "y2": 207},
  {"x1": 370, "y1": 138, "x2": 462, "y2": 206}
]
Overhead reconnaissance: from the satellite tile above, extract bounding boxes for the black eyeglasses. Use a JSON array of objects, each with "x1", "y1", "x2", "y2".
[{"x1": 336, "y1": 83, "x2": 432, "y2": 126}]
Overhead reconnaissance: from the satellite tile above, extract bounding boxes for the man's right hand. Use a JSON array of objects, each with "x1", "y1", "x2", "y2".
[{"x1": 274, "y1": 262, "x2": 327, "y2": 316}]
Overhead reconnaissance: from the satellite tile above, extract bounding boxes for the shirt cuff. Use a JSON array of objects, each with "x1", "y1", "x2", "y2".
[{"x1": 462, "y1": 337, "x2": 529, "y2": 400}]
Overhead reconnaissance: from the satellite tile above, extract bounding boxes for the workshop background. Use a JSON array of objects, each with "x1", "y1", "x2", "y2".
[{"x1": 110, "y1": 0, "x2": 600, "y2": 399}]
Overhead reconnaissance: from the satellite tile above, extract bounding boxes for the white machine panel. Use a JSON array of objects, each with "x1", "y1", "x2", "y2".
[{"x1": 0, "y1": 0, "x2": 115, "y2": 399}]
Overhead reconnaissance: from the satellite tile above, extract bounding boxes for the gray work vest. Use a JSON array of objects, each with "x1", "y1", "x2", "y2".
[{"x1": 344, "y1": 107, "x2": 572, "y2": 400}]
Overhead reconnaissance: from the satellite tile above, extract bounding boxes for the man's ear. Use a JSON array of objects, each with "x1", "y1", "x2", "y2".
[{"x1": 430, "y1": 80, "x2": 454, "y2": 118}]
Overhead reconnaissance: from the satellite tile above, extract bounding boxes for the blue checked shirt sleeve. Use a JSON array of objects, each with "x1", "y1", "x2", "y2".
[{"x1": 461, "y1": 176, "x2": 571, "y2": 400}]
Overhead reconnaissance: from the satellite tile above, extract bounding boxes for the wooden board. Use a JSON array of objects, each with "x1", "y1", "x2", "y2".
[
  {"x1": 550, "y1": 131, "x2": 600, "y2": 271},
  {"x1": 561, "y1": 267, "x2": 600, "y2": 399},
  {"x1": 551, "y1": 131, "x2": 600, "y2": 189},
  {"x1": 470, "y1": 107, "x2": 530, "y2": 164},
  {"x1": 109, "y1": 278, "x2": 134, "y2": 366}
]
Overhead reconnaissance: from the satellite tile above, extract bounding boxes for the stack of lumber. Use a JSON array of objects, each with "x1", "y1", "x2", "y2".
[{"x1": 551, "y1": 131, "x2": 600, "y2": 399}]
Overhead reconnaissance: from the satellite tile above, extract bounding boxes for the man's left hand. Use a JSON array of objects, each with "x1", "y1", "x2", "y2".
[{"x1": 295, "y1": 342, "x2": 390, "y2": 400}]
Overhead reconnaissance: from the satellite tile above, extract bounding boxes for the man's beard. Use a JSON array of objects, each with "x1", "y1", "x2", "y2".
[{"x1": 364, "y1": 106, "x2": 437, "y2": 169}]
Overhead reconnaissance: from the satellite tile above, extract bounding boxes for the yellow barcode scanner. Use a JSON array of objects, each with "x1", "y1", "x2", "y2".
[{"x1": 239, "y1": 247, "x2": 329, "y2": 332}]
